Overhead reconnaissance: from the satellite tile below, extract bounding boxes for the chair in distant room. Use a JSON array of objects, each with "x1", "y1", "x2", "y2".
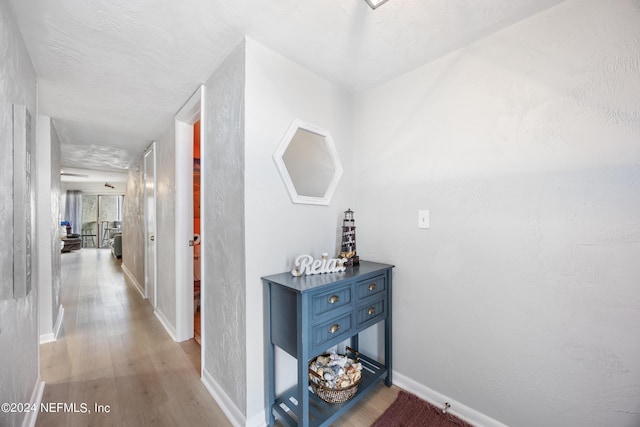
[
  {"x1": 110, "y1": 233, "x2": 122, "y2": 259},
  {"x1": 101, "y1": 221, "x2": 122, "y2": 247},
  {"x1": 110, "y1": 220, "x2": 122, "y2": 237},
  {"x1": 81, "y1": 221, "x2": 96, "y2": 248}
]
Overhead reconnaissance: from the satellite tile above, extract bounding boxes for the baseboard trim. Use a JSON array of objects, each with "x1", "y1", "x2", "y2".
[
  {"x1": 246, "y1": 409, "x2": 267, "y2": 427},
  {"x1": 21, "y1": 379, "x2": 45, "y2": 427},
  {"x1": 154, "y1": 309, "x2": 177, "y2": 342},
  {"x1": 121, "y1": 262, "x2": 145, "y2": 298},
  {"x1": 52, "y1": 304, "x2": 64, "y2": 339},
  {"x1": 39, "y1": 305, "x2": 64, "y2": 344},
  {"x1": 392, "y1": 370, "x2": 507, "y2": 427},
  {"x1": 40, "y1": 332, "x2": 55, "y2": 344},
  {"x1": 201, "y1": 369, "x2": 245, "y2": 427}
]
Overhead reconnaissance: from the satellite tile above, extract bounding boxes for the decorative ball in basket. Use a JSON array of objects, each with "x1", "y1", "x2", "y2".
[{"x1": 308, "y1": 347, "x2": 362, "y2": 404}]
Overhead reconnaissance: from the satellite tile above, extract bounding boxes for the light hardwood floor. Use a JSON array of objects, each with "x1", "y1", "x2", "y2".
[
  {"x1": 38, "y1": 249, "x2": 231, "y2": 426},
  {"x1": 38, "y1": 248, "x2": 400, "y2": 426},
  {"x1": 306, "y1": 383, "x2": 401, "y2": 427}
]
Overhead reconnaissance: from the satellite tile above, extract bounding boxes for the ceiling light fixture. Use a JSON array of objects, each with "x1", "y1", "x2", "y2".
[
  {"x1": 60, "y1": 170, "x2": 89, "y2": 178},
  {"x1": 365, "y1": 0, "x2": 391, "y2": 9}
]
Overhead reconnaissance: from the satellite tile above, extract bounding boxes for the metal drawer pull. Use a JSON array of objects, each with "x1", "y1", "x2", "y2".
[
  {"x1": 367, "y1": 307, "x2": 376, "y2": 315},
  {"x1": 328, "y1": 295, "x2": 340, "y2": 304},
  {"x1": 368, "y1": 283, "x2": 377, "y2": 291},
  {"x1": 328, "y1": 324, "x2": 340, "y2": 334}
]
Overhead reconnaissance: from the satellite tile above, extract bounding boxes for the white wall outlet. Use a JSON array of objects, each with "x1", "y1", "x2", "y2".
[{"x1": 418, "y1": 210, "x2": 430, "y2": 229}]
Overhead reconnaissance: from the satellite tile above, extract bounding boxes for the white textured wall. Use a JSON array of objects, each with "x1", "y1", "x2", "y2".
[
  {"x1": 0, "y1": 1, "x2": 39, "y2": 425},
  {"x1": 37, "y1": 116, "x2": 53, "y2": 337},
  {"x1": 37, "y1": 116, "x2": 62, "y2": 339},
  {"x1": 353, "y1": 1, "x2": 640, "y2": 426},
  {"x1": 202, "y1": 41, "x2": 247, "y2": 414},
  {"x1": 122, "y1": 156, "x2": 145, "y2": 288},
  {"x1": 244, "y1": 38, "x2": 355, "y2": 422},
  {"x1": 155, "y1": 124, "x2": 177, "y2": 328},
  {"x1": 50, "y1": 123, "x2": 62, "y2": 324}
]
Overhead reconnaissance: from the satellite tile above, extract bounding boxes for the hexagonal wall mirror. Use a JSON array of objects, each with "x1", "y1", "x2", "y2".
[{"x1": 273, "y1": 119, "x2": 343, "y2": 205}]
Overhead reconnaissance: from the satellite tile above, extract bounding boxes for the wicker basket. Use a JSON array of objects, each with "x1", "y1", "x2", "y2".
[{"x1": 308, "y1": 347, "x2": 361, "y2": 404}]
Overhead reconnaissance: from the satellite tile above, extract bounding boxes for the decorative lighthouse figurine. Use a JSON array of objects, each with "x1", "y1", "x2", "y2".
[{"x1": 339, "y1": 209, "x2": 359, "y2": 267}]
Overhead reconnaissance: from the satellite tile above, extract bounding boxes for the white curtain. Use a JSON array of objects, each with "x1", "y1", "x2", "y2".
[{"x1": 64, "y1": 190, "x2": 82, "y2": 235}]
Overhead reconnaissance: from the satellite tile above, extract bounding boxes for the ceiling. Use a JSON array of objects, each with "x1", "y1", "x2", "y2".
[
  {"x1": 60, "y1": 167, "x2": 128, "y2": 183},
  {"x1": 10, "y1": 0, "x2": 566, "y2": 175}
]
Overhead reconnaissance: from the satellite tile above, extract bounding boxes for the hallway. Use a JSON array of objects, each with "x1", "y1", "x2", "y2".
[{"x1": 37, "y1": 249, "x2": 231, "y2": 426}]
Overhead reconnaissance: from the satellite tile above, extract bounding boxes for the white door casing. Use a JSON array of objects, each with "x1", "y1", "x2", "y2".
[
  {"x1": 144, "y1": 142, "x2": 157, "y2": 308},
  {"x1": 174, "y1": 85, "x2": 205, "y2": 348}
]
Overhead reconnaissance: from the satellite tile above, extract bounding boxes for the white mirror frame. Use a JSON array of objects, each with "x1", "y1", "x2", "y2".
[{"x1": 273, "y1": 119, "x2": 343, "y2": 205}]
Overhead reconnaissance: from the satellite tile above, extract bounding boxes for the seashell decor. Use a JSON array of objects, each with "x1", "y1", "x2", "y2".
[{"x1": 309, "y1": 352, "x2": 362, "y2": 390}]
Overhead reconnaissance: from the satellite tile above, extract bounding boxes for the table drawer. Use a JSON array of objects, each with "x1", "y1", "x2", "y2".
[
  {"x1": 312, "y1": 285, "x2": 352, "y2": 318},
  {"x1": 312, "y1": 313, "x2": 353, "y2": 349},
  {"x1": 356, "y1": 298, "x2": 386, "y2": 327},
  {"x1": 356, "y1": 275, "x2": 386, "y2": 301}
]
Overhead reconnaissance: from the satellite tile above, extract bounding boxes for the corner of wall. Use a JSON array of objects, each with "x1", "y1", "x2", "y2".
[
  {"x1": 121, "y1": 262, "x2": 144, "y2": 298},
  {"x1": 154, "y1": 308, "x2": 177, "y2": 342},
  {"x1": 201, "y1": 369, "x2": 247, "y2": 427},
  {"x1": 21, "y1": 380, "x2": 45, "y2": 427},
  {"x1": 202, "y1": 39, "x2": 248, "y2": 415}
]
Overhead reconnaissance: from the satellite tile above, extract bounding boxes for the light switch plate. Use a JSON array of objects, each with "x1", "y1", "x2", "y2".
[{"x1": 418, "y1": 210, "x2": 430, "y2": 229}]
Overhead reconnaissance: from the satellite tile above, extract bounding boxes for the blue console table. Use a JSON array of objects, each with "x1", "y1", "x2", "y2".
[{"x1": 262, "y1": 261, "x2": 394, "y2": 427}]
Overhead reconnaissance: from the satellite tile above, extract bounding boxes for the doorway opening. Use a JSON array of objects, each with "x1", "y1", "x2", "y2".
[
  {"x1": 174, "y1": 85, "x2": 205, "y2": 376},
  {"x1": 193, "y1": 120, "x2": 201, "y2": 345}
]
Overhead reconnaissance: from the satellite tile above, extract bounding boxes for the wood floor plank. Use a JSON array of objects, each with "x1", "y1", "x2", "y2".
[{"x1": 38, "y1": 249, "x2": 231, "y2": 427}]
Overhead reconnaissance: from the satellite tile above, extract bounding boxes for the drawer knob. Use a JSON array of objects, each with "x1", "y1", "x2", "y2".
[
  {"x1": 328, "y1": 324, "x2": 340, "y2": 334},
  {"x1": 328, "y1": 295, "x2": 340, "y2": 304},
  {"x1": 367, "y1": 307, "x2": 376, "y2": 316},
  {"x1": 368, "y1": 283, "x2": 377, "y2": 291}
]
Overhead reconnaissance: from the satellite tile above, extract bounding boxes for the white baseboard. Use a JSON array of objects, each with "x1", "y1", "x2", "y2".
[
  {"x1": 201, "y1": 369, "x2": 245, "y2": 427},
  {"x1": 154, "y1": 309, "x2": 177, "y2": 341},
  {"x1": 39, "y1": 305, "x2": 64, "y2": 344},
  {"x1": 392, "y1": 370, "x2": 507, "y2": 427},
  {"x1": 40, "y1": 332, "x2": 55, "y2": 344},
  {"x1": 21, "y1": 379, "x2": 45, "y2": 427},
  {"x1": 52, "y1": 304, "x2": 64, "y2": 339},
  {"x1": 246, "y1": 410, "x2": 267, "y2": 427},
  {"x1": 121, "y1": 263, "x2": 145, "y2": 298}
]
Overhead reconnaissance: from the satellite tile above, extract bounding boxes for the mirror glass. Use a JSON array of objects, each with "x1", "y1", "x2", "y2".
[{"x1": 273, "y1": 120, "x2": 343, "y2": 205}]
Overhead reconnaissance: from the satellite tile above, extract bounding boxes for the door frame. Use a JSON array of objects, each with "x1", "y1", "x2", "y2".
[
  {"x1": 174, "y1": 85, "x2": 205, "y2": 352},
  {"x1": 144, "y1": 142, "x2": 157, "y2": 308}
]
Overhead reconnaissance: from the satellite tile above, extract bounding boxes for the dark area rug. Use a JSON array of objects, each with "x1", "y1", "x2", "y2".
[{"x1": 372, "y1": 391, "x2": 473, "y2": 427}]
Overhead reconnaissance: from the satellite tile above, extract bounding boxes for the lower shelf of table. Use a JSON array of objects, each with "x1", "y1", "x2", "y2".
[{"x1": 272, "y1": 353, "x2": 388, "y2": 427}]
